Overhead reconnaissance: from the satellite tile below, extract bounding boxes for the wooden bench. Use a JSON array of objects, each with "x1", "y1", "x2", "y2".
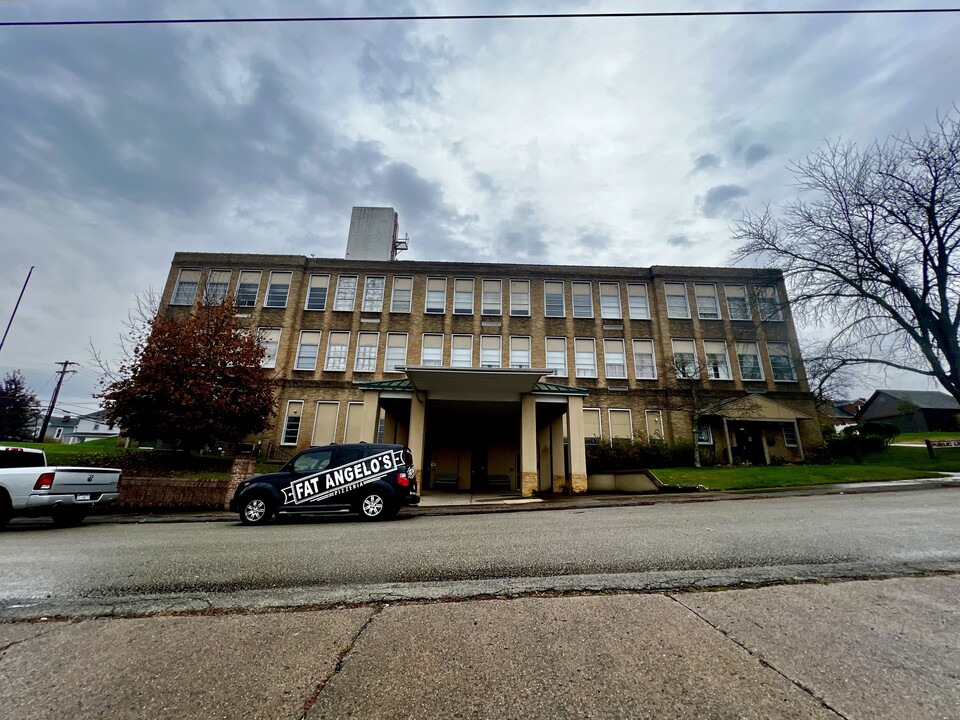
[{"x1": 925, "y1": 439, "x2": 960, "y2": 459}]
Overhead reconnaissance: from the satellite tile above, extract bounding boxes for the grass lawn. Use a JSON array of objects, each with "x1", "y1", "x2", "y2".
[
  {"x1": 893, "y1": 431, "x2": 960, "y2": 443},
  {"x1": 1, "y1": 437, "x2": 132, "y2": 460}
]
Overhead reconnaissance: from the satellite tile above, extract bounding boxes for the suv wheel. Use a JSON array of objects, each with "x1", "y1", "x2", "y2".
[
  {"x1": 358, "y1": 491, "x2": 394, "y2": 521},
  {"x1": 240, "y1": 495, "x2": 274, "y2": 526}
]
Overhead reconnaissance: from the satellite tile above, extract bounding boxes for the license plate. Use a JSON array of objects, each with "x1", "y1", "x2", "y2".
[{"x1": 76, "y1": 494, "x2": 91, "y2": 501}]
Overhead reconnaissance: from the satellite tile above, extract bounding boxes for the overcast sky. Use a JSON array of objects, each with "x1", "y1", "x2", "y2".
[{"x1": 1, "y1": 0, "x2": 959, "y2": 414}]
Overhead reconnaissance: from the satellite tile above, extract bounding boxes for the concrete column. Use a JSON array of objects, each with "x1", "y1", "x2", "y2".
[
  {"x1": 550, "y1": 417, "x2": 566, "y2": 493},
  {"x1": 408, "y1": 392, "x2": 427, "y2": 487},
  {"x1": 383, "y1": 411, "x2": 398, "y2": 445},
  {"x1": 722, "y1": 417, "x2": 733, "y2": 465},
  {"x1": 567, "y1": 395, "x2": 588, "y2": 494},
  {"x1": 794, "y1": 419, "x2": 805, "y2": 461},
  {"x1": 520, "y1": 394, "x2": 538, "y2": 497},
  {"x1": 537, "y1": 423, "x2": 551, "y2": 492},
  {"x1": 359, "y1": 391, "x2": 380, "y2": 443}
]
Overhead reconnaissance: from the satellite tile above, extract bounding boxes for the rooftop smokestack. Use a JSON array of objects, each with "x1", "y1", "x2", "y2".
[{"x1": 345, "y1": 207, "x2": 399, "y2": 261}]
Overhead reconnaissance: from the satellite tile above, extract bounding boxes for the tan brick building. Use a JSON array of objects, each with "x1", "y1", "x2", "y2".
[{"x1": 159, "y1": 207, "x2": 821, "y2": 497}]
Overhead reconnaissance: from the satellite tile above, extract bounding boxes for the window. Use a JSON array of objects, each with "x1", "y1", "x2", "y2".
[
  {"x1": 664, "y1": 282, "x2": 690, "y2": 319},
  {"x1": 645, "y1": 410, "x2": 664, "y2": 440},
  {"x1": 603, "y1": 339, "x2": 627, "y2": 379},
  {"x1": 361, "y1": 276, "x2": 386, "y2": 313},
  {"x1": 258, "y1": 328, "x2": 281, "y2": 369},
  {"x1": 312, "y1": 402, "x2": 340, "y2": 446},
  {"x1": 626, "y1": 283, "x2": 650, "y2": 320},
  {"x1": 391, "y1": 276, "x2": 413, "y2": 313},
  {"x1": 384, "y1": 333, "x2": 408, "y2": 372},
  {"x1": 575, "y1": 338, "x2": 598, "y2": 378},
  {"x1": 546, "y1": 337, "x2": 567, "y2": 377},
  {"x1": 510, "y1": 280, "x2": 530, "y2": 316},
  {"x1": 783, "y1": 424, "x2": 799, "y2": 447},
  {"x1": 724, "y1": 284, "x2": 752, "y2": 321},
  {"x1": 609, "y1": 409, "x2": 633, "y2": 440},
  {"x1": 54, "y1": 428, "x2": 63, "y2": 440},
  {"x1": 758, "y1": 286, "x2": 784, "y2": 321},
  {"x1": 421, "y1": 334, "x2": 444, "y2": 366},
  {"x1": 584, "y1": 408, "x2": 602, "y2": 443},
  {"x1": 204, "y1": 270, "x2": 231, "y2": 303},
  {"x1": 305, "y1": 274, "x2": 330, "y2": 311},
  {"x1": 333, "y1": 275, "x2": 358, "y2": 312},
  {"x1": 736, "y1": 341, "x2": 764, "y2": 380},
  {"x1": 294, "y1": 331, "x2": 322, "y2": 371},
  {"x1": 672, "y1": 339, "x2": 699, "y2": 378},
  {"x1": 451, "y1": 335, "x2": 473, "y2": 367},
  {"x1": 482, "y1": 279, "x2": 502, "y2": 315},
  {"x1": 265, "y1": 271, "x2": 292, "y2": 308},
  {"x1": 632, "y1": 339, "x2": 656, "y2": 379},
  {"x1": 235, "y1": 270, "x2": 262, "y2": 308},
  {"x1": 768, "y1": 342, "x2": 797, "y2": 381},
  {"x1": 544, "y1": 281, "x2": 564, "y2": 317},
  {"x1": 572, "y1": 281, "x2": 593, "y2": 318},
  {"x1": 424, "y1": 277, "x2": 447, "y2": 313},
  {"x1": 480, "y1": 335, "x2": 501, "y2": 367},
  {"x1": 454, "y1": 278, "x2": 474, "y2": 314},
  {"x1": 282, "y1": 401, "x2": 303, "y2": 446},
  {"x1": 599, "y1": 283, "x2": 622, "y2": 319},
  {"x1": 703, "y1": 340, "x2": 732, "y2": 380},
  {"x1": 510, "y1": 336, "x2": 531, "y2": 368},
  {"x1": 343, "y1": 403, "x2": 364, "y2": 444},
  {"x1": 293, "y1": 448, "x2": 333, "y2": 474},
  {"x1": 171, "y1": 269, "x2": 200, "y2": 306},
  {"x1": 694, "y1": 283, "x2": 721, "y2": 320},
  {"x1": 354, "y1": 332, "x2": 379, "y2": 372},
  {"x1": 324, "y1": 331, "x2": 350, "y2": 371},
  {"x1": 696, "y1": 424, "x2": 714, "y2": 445}
]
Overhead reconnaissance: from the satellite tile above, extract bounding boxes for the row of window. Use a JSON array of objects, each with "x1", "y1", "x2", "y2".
[
  {"x1": 261, "y1": 328, "x2": 798, "y2": 382},
  {"x1": 172, "y1": 268, "x2": 784, "y2": 322}
]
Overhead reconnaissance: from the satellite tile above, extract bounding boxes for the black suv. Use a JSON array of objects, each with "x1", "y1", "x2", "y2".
[{"x1": 230, "y1": 443, "x2": 419, "y2": 525}]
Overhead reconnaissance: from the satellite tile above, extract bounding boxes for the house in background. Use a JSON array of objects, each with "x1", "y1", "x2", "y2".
[
  {"x1": 34, "y1": 410, "x2": 121, "y2": 444},
  {"x1": 856, "y1": 390, "x2": 960, "y2": 433},
  {"x1": 817, "y1": 399, "x2": 863, "y2": 434}
]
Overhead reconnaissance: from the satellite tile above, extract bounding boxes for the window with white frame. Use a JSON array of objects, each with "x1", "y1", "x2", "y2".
[
  {"x1": 758, "y1": 286, "x2": 784, "y2": 321},
  {"x1": 544, "y1": 281, "x2": 564, "y2": 317},
  {"x1": 453, "y1": 278, "x2": 474, "y2": 314},
  {"x1": 510, "y1": 280, "x2": 530, "y2": 316},
  {"x1": 54, "y1": 428, "x2": 63, "y2": 440},
  {"x1": 694, "y1": 283, "x2": 721, "y2": 320},
  {"x1": 510, "y1": 336, "x2": 531, "y2": 368},
  {"x1": 703, "y1": 340, "x2": 732, "y2": 380},
  {"x1": 599, "y1": 283, "x2": 622, "y2": 319},
  {"x1": 265, "y1": 271, "x2": 292, "y2": 308},
  {"x1": 324, "y1": 331, "x2": 350, "y2": 371},
  {"x1": 768, "y1": 342, "x2": 797, "y2": 381},
  {"x1": 575, "y1": 338, "x2": 598, "y2": 378},
  {"x1": 235, "y1": 270, "x2": 261, "y2": 307},
  {"x1": 333, "y1": 275, "x2": 358, "y2": 312},
  {"x1": 632, "y1": 339, "x2": 656, "y2": 379},
  {"x1": 343, "y1": 403, "x2": 364, "y2": 444},
  {"x1": 281, "y1": 401, "x2": 303, "y2": 445},
  {"x1": 390, "y1": 276, "x2": 413, "y2": 313},
  {"x1": 695, "y1": 424, "x2": 714, "y2": 445},
  {"x1": 421, "y1": 334, "x2": 444, "y2": 366},
  {"x1": 354, "y1": 332, "x2": 379, "y2": 372},
  {"x1": 672, "y1": 338, "x2": 699, "y2": 378},
  {"x1": 645, "y1": 410, "x2": 664, "y2": 440},
  {"x1": 361, "y1": 276, "x2": 385, "y2": 313},
  {"x1": 312, "y1": 402, "x2": 339, "y2": 446},
  {"x1": 603, "y1": 339, "x2": 627, "y2": 379},
  {"x1": 425, "y1": 277, "x2": 447, "y2": 314},
  {"x1": 480, "y1": 335, "x2": 501, "y2": 367},
  {"x1": 482, "y1": 279, "x2": 502, "y2": 315},
  {"x1": 258, "y1": 328, "x2": 281, "y2": 369},
  {"x1": 724, "y1": 284, "x2": 752, "y2": 320},
  {"x1": 384, "y1": 333, "x2": 408, "y2": 372},
  {"x1": 546, "y1": 337, "x2": 567, "y2": 377},
  {"x1": 736, "y1": 341, "x2": 764, "y2": 380},
  {"x1": 609, "y1": 409, "x2": 633, "y2": 440},
  {"x1": 572, "y1": 281, "x2": 593, "y2": 318},
  {"x1": 583, "y1": 408, "x2": 602, "y2": 443},
  {"x1": 305, "y1": 274, "x2": 330, "y2": 311},
  {"x1": 451, "y1": 334, "x2": 473, "y2": 367},
  {"x1": 171, "y1": 269, "x2": 200, "y2": 306},
  {"x1": 664, "y1": 282, "x2": 690, "y2": 319},
  {"x1": 626, "y1": 283, "x2": 650, "y2": 320},
  {"x1": 782, "y1": 423, "x2": 799, "y2": 447},
  {"x1": 204, "y1": 270, "x2": 231, "y2": 303},
  {"x1": 294, "y1": 331, "x2": 322, "y2": 371}
]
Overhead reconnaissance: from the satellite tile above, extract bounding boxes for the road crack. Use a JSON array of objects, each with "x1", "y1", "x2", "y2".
[
  {"x1": 668, "y1": 594, "x2": 851, "y2": 720},
  {"x1": 297, "y1": 604, "x2": 384, "y2": 720}
]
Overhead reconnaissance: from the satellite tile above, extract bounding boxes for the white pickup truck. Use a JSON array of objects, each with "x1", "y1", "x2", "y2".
[{"x1": 0, "y1": 446, "x2": 121, "y2": 527}]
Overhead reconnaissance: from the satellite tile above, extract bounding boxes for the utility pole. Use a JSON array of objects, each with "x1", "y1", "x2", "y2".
[
  {"x1": 37, "y1": 361, "x2": 77, "y2": 442},
  {"x1": 0, "y1": 265, "x2": 34, "y2": 356}
]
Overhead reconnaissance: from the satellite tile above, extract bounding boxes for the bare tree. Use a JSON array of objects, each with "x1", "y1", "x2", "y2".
[{"x1": 732, "y1": 110, "x2": 960, "y2": 403}]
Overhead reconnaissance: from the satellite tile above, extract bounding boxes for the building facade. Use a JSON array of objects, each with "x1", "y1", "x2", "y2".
[{"x1": 159, "y1": 208, "x2": 821, "y2": 496}]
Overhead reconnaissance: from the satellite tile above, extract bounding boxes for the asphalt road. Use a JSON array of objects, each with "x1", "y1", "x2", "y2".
[{"x1": 2, "y1": 487, "x2": 960, "y2": 618}]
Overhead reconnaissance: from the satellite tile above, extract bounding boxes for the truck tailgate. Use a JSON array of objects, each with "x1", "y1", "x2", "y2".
[{"x1": 49, "y1": 467, "x2": 120, "y2": 494}]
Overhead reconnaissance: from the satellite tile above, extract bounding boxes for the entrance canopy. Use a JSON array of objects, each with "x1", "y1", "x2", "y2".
[{"x1": 357, "y1": 367, "x2": 588, "y2": 402}]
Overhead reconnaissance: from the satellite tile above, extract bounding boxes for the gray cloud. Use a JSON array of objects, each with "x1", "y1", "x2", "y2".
[
  {"x1": 700, "y1": 184, "x2": 749, "y2": 219},
  {"x1": 667, "y1": 234, "x2": 693, "y2": 248},
  {"x1": 692, "y1": 153, "x2": 722, "y2": 173},
  {"x1": 744, "y1": 143, "x2": 773, "y2": 167}
]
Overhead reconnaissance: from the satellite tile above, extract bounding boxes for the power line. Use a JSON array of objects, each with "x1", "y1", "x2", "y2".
[{"x1": 3, "y1": 8, "x2": 960, "y2": 28}]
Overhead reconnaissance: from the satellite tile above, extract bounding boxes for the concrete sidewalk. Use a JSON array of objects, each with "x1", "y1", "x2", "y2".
[{"x1": 1, "y1": 576, "x2": 956, "y2": 719}]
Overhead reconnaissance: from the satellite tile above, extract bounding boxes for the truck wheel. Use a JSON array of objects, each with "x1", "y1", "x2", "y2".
[
  {"x1": 358, "y1": 491, "x2": 394, "y2": 521},
  {"x1": 239, "y1": 495, "x2": 274, "y2": 526},
  {"x1": 0, "y1": 498, "x2": 11, "y2": 528},
  {"x1": 51, "y1": 508, "x2": 88, "y2": 528}
]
